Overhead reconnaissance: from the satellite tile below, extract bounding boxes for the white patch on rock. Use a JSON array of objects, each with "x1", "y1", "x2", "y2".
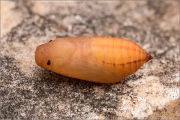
[
  {"x1": 117, "y1": 76, "x2": 179, "y2": 119},
  {"x1": 1, "y1": 1, "x2": 23, "y2": 38}
]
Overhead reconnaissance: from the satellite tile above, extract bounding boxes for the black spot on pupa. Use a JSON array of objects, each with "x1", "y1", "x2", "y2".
[
  {"x1": 47, "y1": 60, "x2": 51, "y2": 65},
  {"x1": 49, "y1": 40, "x2": 52, "y2": 42}
]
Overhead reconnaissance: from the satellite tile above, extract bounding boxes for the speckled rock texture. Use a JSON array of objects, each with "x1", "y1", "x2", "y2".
[{"x1": 1, "y1": 1, "x2": 179, "y2": 119}]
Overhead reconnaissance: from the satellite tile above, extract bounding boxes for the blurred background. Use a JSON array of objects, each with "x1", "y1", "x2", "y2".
[{"x1": 1, "y1": 1, "x2": 179, "y2": 119}]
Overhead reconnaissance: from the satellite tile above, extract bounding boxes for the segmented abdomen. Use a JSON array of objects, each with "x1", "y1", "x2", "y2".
[{"x1": 91, "y1": 37, "x2": 149, "y2": 76}]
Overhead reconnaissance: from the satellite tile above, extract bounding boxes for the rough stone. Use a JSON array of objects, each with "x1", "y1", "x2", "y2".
[{"x1": 1, "y1": 1, "x2": 179, "y2": 119}]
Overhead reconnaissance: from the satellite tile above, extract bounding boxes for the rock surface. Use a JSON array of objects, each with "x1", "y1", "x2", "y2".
[{"x1": 1, "y1": 1, "x2": 179, "y2": 119}]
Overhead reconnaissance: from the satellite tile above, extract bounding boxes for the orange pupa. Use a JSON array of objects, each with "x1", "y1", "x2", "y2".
[{"x1": 35, "y1": 37, "x2": 153, "y2": 83}]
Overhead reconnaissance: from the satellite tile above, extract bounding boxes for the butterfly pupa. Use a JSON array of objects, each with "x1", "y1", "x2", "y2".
[{"x1": 35, "y1": 37, "x2": 153, "y2": 83}]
